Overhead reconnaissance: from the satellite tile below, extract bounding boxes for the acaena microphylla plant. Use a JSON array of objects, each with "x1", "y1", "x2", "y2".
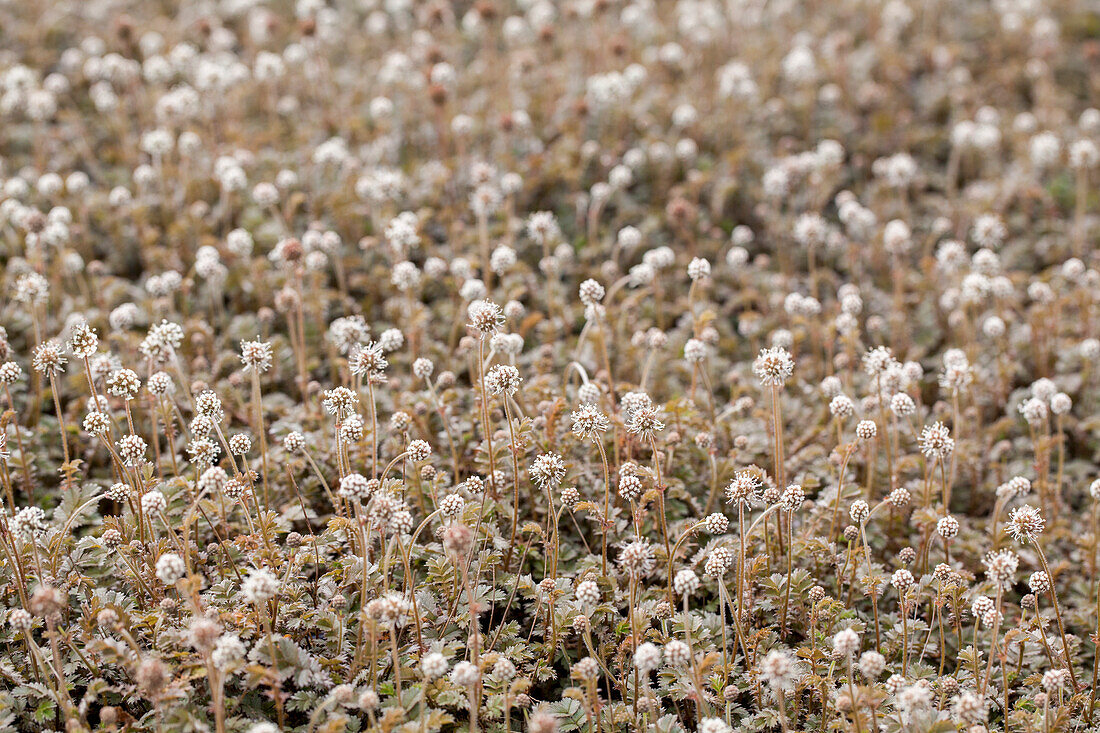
[{"x1": 3, "y1": 1, "x2": 1100, "y2": 731}]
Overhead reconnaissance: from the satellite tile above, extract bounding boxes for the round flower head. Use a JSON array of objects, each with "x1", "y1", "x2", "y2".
[
  {"x1": 421, "y1": 652, "x2": 448, "y2": 679},
  {"x1": 634, "y1": 642, "x2": 661, "y2": 672},
  {"x1": 620, "y1": 391, "x2": 653, "y2": 416},
  {"x1": 856, "y1": 420, "x2": 878, "y2": 440},
  {"x1": 983, "y1": 549, "x2": 1018, "y2": 587},
  {"x1": 240, "y1": 339, "x2": 273, "y2": 372},
  {"x1": 572, "y1": 657, "x2": 599, "y2": 681},
  {"x1": 759, "y1": 649, "x2": 799, "y2": 691},
  {"x1": 485, "y1": 364, "x2": 522, "y2": 395},
  {"x1": 443, "y1": 524, "x2": 474, "y2": 557},
  {"x1": 0, "y1": 361, "x2": 22, "y2": 384},
  {"x1": 188, "y1": 438, "x2": 220, "y2": 467},
  {"x1": 322, "y1": 386, "x2": 359, "y2": 416},
  {"x1": 859, "y1": 651, "x2": 886, "y2": 679},
  {"x1": 571, "y1": 402, "x2": 610, "y2": 439},
  {"x1": 83, "y1": 411, "x2": 111, "y2": 434},
  {"x1": 704, "y1": 547, "x2": 734, "y2": 577},
  {"x1": 10, "y1": 507, "x2": 49, "y2": 539},
  {"x1": 704, "y1": 513, "x2": 729, "y2": 533},
  {"x1": 147, "y1": 371, "x2": 174, "y2": 397},
  {"x1": 673, "y1": 569, "x2": 699, "y2": 596},
  {"x1": 996, "y1": 476, "x2": 1031, "y2": 501},
  {"x1": 68, "y1": 322, "x2": 98, "y2": 358},
  {"x1": 242, "y1": 568, "x2": 279, "y2": 605},
  {"x1": 9, "y1": 608, "x2": 33, "y2": 632},
  {"x1": 626, "y1": 405, "x2": 665, "y2": 440},
  {"x1": 349, "y1": 341, "x2": 388, "y2": 380},
  {"x1": 697, "y1": 719, "x2": 731, "y2": 733},
  {"x1": 32, "y1": 341, "x2": 67, "y2": 376},
  {"x1": 890, "y1": 393, "x2": 915, "y2": 416},
  {"x1": 882, "y1": 673, "x2": 906, "y2": 695},
  {"x1": 108, "y1": 369, "x2": 141, "y2": 400},
  {"x1": 526, "y1": 211, "x2": 560, "y2": 244},
  {"x1": 339, "y1": 473, "x2": 373, "y2": 500},
  {"x1": 1018, "y1": 397, "x2": 1047, "y2": 426},
  {"x1": 228, "y1": 433, "x2": 251, "y2": 455},
  {"x1": 891, "y1": 568, "x2": 915, "y2": 593},
  {"x1": 936, "y1": 515, "x2": 959, "y2": 539},
  {"x1": 530, "y1": 452, "x2": 566, "y2": 488},
  {"x1": 780, "y1": 484, "x2": 804, "y2": 512},
  {"x1": 199, "y1": 466, "x2": 228, "y2": 494},
  {"x1": 468, "y1": 300, "x2": 505, "y2": 335},
  {"x1": 195, "y1": 390, "x2": 224, "y2": 421},
  {"x1": 578, "y1": 279, "x2": 605, "y2": 306},
  {"x1": 342, "y1": 415, "x2": 365, "y2": 443},
  {"x1": 1029, "y1": 571, "x2": 1051, "y2": 594},
  {"x1": 830, "y1": 394, "x2": 855, "y2": 418},
  {"x1": 618, "y1": 538, "x2": 655, "y2": 578},
  {"x1": 118, "y1": 434, "x2": 147, "y2": 466},
  {"x1": 575, "y1": 579, "x2": 599, "y2": 606},
  {"x1": 684, "y1": 339, "x2": 708, "y2": 362},
  {"x1": 919, "y1": 421, "x2": 954, "y2": 459},
  {"x1": 407, "y1": 439, "x2": 432, "y2": 462},
  {"x1": 156, "y1": 553, "x2": 186, "y2": 585},
  {"x1": 753, "y1": 346, "x2": 794, "y2": 387},
  {"x1": 14, "y1": 272, "x2": 49, "y2": 305},
  {"x1": 687, "y1": 257, "x2": 711, "y2": 281},
  {"x1": 283, "y1": 432, "x2": 305, "y2": 452},
  {"x1": 833, "y1": 628, "x2": 860, "y2": 657},
  {"x1": 1050, "y1": 392, "x2": 1071, "y2": 415},
  {"x1": 887, "y1": 487, "x2": 911, "y2": 507},
  {"x1": 657, "y1": 639, "x2": 687, "y2": 668},
  {"x1": 451, "y1": 660, "x2": 480, "y2": 687},
  {"x1": 105, "y1": 482, "x2": 130, "y2": 502},
  {"x1": 412, "y1": 357, "x2": 434, "y2": 380},
  {"x1": 439, "y1": 493, "x2": 465, "y2": 521},
  {"x1": 1042, "y1": 668, "x2": 1068, "y2": 692},
  {"x1": 1006, "y1": 505, "x2": 1044, "y2": 544},
  {"x1": 726, "y1": 470, "x2": 760, "y2": 505},
  {"x1": 141, "y1": 489, "x2": 167, "y2": 514}
]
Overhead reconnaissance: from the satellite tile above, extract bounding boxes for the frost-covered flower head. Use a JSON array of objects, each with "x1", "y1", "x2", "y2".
[
  {"x1": 242, "y1": 568, "x2": 279, "y2": 605},
  {"x1": 1006, "y1": 505, "x2": 1044, "y2": 544},
  {"x1": 240, "y1": 339, "x2": 273, "y2": 372},
  {"x1": 753, "y1": 346, "x2": 794, "y2": 387},
  {"x1": 530, "y1": 452, "x2": 566, "y2": 489},
  {"x1": 468, "y1": 300, "x2": 505, "y2": 335},
  {"x1": 626, "y1": 405, "x2": 665, "y2": 441}
]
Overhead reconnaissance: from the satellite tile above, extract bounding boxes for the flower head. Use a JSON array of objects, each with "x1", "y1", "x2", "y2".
[
  {"x1": 240, "y1": 339, "x2": 273, "y2": 372},
  {"x1": 468, "y1": 300, "x2": 505, "y2": 335},
  {"x1": 753, "y1": 347, "x2": 794, "y2": 387},
  {"x1": 571, "y1": 403, "x2": 610, "y2": 440},
  {"x1": 1006, "y1": 505, "x2": 1044, "y2": 544},
  {"x1": 626, "y1": 405, "x2": 665, "y2": 440}
]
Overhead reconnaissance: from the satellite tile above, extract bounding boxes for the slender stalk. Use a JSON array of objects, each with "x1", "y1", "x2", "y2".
[{"x1": 1034, "y1": 544, "x2": 1079, "y2": 690}]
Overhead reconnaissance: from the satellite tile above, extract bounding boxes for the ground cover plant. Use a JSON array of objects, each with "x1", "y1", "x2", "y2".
[{"x1": 1, "y1": 0, "x2": 1100, "y2": 731}]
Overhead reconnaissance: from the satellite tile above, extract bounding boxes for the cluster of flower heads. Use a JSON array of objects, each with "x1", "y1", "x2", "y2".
[{"x1": 0, "y1": 0, "x2": 1099, "y2": 731}]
